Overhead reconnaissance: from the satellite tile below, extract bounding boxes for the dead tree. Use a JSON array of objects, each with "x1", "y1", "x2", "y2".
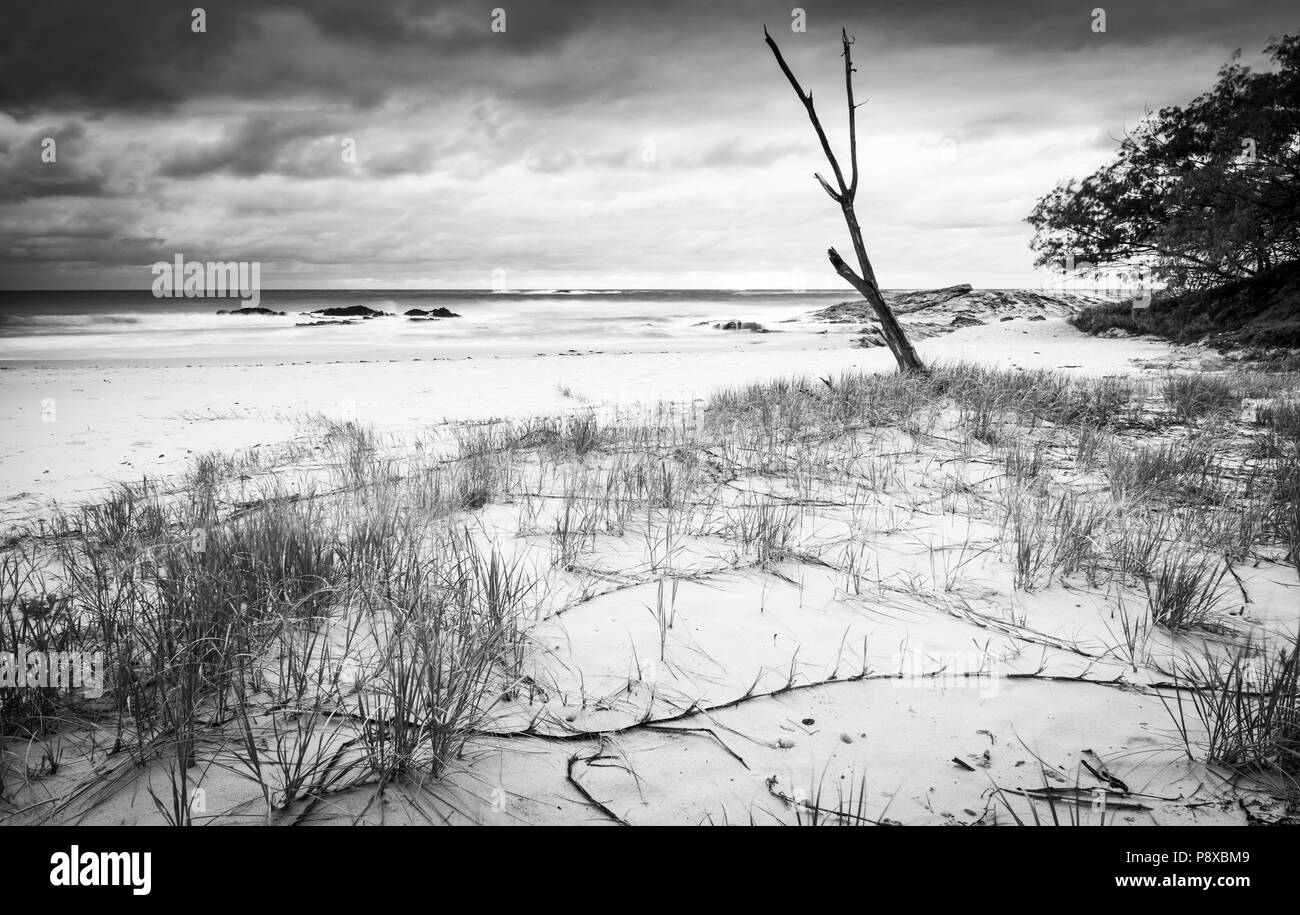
[{"x1": 765, "y1": 27, "x2": 926, "y2": 374}]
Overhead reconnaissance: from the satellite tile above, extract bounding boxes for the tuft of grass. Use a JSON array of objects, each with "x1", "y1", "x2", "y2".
[
  {"x1": 1162, "y1": 373, "x2": 1240, "y2": 424},
  {"x1": 555, "y1": 412, "x2": 608, "y2": 459},
  {"x1": 1143, "y1": 551, "x2": 1229, "y2": 631},
  {"x1": 354, "y1": 541, "x2": 516, "y2": 785},
  {"x1": 1003, "y1": 487, "x2": 1053, "y2": 591},
  {"x1": 1259, "y1": 398, "x2": 1300, "y2": 443},
  {"x1": 1165, "y1": 635, "x2": 1300, "y2": 783},
  {"x1": 1110, "y1": 510, "x2": 1174, "y2": 580},
  {"x1": 550, "y1": 492, "x2": 597, "y2": 570},
  {"x1": 1276, "y1": 465, "x2": 1300, "y2": 570},
  {"x1": 726, "y1": 500, "x2": 800, "y2": 566},
  {"x1": 1105, "y1": 440, "x2": 1214, "y2": 502}
]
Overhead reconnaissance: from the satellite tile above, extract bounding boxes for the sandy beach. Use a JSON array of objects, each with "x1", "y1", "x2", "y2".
[
  {"x1": 10, "y1": 298, "x2": 1296, "y2": 827},
  {"x1": 1, "y1": 308, "x2": 1183, "y2": 527}
]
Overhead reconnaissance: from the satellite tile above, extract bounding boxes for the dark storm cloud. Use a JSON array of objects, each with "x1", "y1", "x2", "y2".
[
  {"x1": 4, "y1": 0, "x2": 1293, "y2": 117},
  {"x1": 0, "y1": 2, "x2": 250, "y2": 115},
  {"x1": 0, "y1": 0, "x2": 601, "y2": 116},
  {"x1": 821, "y1": 0, "x2": 1297, "y2": 52}
]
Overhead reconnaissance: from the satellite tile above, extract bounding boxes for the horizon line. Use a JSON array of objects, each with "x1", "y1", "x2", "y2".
[{"x1": 0, "y1": 284, "x2": 1134, "y2": 294}]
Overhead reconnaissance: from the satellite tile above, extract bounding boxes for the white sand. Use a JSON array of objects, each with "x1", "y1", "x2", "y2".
[
  {"x1": 0, "y1": 318, "x2": 1188, "y2": 528},
  {"x1": 12, "y1": 316, "x2": 1276, "y2": 827}
]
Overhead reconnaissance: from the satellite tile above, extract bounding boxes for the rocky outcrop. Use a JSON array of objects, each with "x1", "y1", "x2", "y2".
[
  {"x1": 810, "y1": 287, "x2": 1108, "y2": 325},
  {"x1": 405, "y1": 307, "x2": 461, "y2": 318},
  {"x1": 216, "y1": 307, "x2": 285, "y2": 316},
  {"x1": 891, "y1": 284, "x2": 974, "y2": 314},
  {"x1": 295, "y1": 304, "x2": 392, "y2": 326},
  {"x1": 796, "y1": 284, "x2": 1124, "y2": 350},
  {"x1": 306, "y1": 305, "x2": 391, "y2": 318},
  {"x1": 712, "y1": 320, "x2": 768, "y2": 332}
]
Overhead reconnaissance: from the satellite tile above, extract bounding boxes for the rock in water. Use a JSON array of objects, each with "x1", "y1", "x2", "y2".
[
  {"x1": 712, "y1": 320, "x2": 767, "y2": 332},
  {"x1": 404, "y1": 307, "x2": 461, "y2": 318},
  {"x1": 216, "y1": 307, "x2": 285, "y2": 316},
  {"x1": 306, "y1": 305, "x2": 391, "y2": 318}
]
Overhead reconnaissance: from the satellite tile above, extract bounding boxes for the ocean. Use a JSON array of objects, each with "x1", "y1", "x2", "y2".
[{"x1": 0, "y1": 289, "x2": 850, "y2": 364}]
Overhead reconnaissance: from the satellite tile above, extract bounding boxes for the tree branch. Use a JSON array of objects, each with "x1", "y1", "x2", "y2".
[
  {"x1": 764, "y1": 26, "x2": 850, "y2": 196},
  {"x1": 815, "y1": 172, "x2": 843, "y2": 203},
  {"x1": 828, "y1": 247, "x2": 865, "y2": 287},
  {"x1": 766, "y1": 26, "x2": 927, "y2": 374},
  {"x1": 842, "y1": 28, "x2": 859, "y2": 200}
]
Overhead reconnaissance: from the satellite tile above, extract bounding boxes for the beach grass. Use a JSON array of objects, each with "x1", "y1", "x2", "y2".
[{"x1": 3, "y1": 360, "x2": 1299, "y2": 824}]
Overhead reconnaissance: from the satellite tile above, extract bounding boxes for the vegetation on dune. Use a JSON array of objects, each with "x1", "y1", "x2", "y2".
[
  {"x1": 2, "y1": 362, "x2": 1299, "y2": 823},
  {"x1": 1069, "y1": 259, "x2": 1300, "y2": 351}
]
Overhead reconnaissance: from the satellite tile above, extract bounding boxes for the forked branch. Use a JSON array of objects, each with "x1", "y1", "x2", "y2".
[
  {"x1": 764, "y1": 26, "x2": 850, "y2": 201},
  {"x1": 764, "y1": 26, "x2": 927, "y2": 374}
]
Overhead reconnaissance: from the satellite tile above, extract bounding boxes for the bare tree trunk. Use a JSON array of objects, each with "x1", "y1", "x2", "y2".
[{"x1": 765, "y1": 27, "x2": 926, "y2": 374}]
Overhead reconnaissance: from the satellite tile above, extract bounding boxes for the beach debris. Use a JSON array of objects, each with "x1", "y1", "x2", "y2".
[
  {"x1": 1081, "y1": 750, "x2": 1130, "y2": 793},
  {"x1": 954, "y1": 750, "x2": 991, "y2": 771}
]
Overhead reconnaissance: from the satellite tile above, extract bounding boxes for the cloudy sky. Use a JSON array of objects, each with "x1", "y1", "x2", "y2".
[{"x1": 1, "y1": 0, "x2": 1293, "y2": 290}]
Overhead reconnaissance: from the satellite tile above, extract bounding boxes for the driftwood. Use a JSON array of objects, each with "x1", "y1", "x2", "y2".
[{"x1": 765, "y1": 27, "x2": 926, "y2": 374}]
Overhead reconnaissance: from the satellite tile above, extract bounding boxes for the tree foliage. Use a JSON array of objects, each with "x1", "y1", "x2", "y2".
[{"x1": 1028, "y1": 35, "x2": 1300, "y2": 292}]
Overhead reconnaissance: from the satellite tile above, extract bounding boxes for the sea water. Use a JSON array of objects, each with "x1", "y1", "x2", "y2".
[{"x1": 0, "y1": 289, "x2": 850, "y2": 364}]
